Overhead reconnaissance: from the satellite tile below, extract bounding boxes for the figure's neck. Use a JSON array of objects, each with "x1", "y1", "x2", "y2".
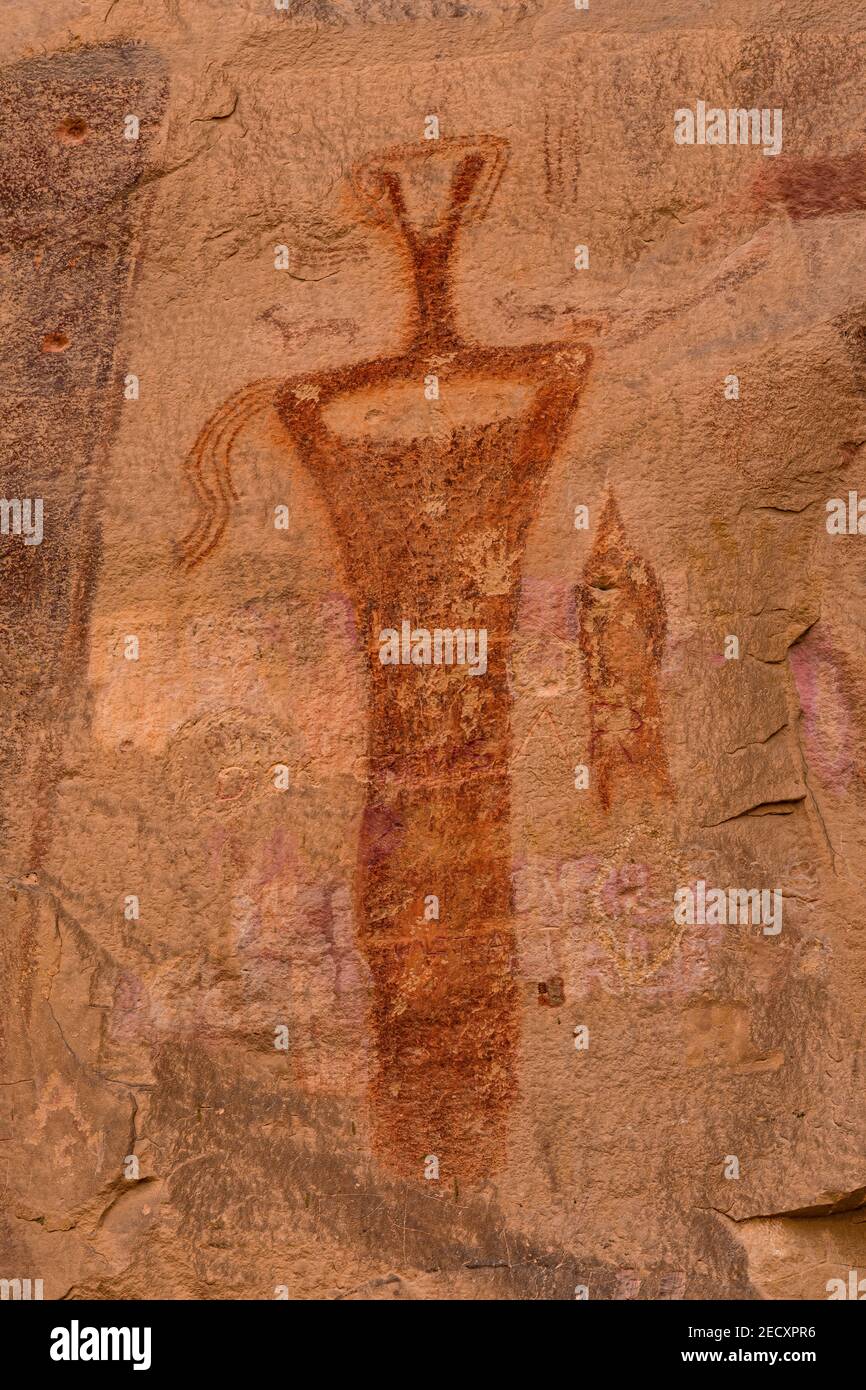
[{"x1": 408, "y1": 229, "x2": 461, "y2": 353}]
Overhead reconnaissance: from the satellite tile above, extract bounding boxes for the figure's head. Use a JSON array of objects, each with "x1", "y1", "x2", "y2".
[{"x1": 349, "y1": 135, "x2": 509, "y2": 240}]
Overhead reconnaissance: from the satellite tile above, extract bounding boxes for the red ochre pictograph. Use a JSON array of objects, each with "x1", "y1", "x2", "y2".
[
  {"x1": 181, "y1": 137, "x2": 597, "y2": 1179},
  {"x1": 577, "y1": 490, "x2": 673, "y2": 814}
]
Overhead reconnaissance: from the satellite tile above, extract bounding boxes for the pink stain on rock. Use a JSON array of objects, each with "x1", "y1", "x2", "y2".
[
  {"x1": 789, "y1": 632, "x2": 855, "y2": 792},
  {"x1": 518, "y1": 576, "x2": 580, "y2": 640}
]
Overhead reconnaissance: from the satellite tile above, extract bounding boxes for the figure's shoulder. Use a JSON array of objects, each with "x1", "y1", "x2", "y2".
[
  {"x1": 450, "y1": 333, "x2": 596, "y2": 385},
  {"x1": 275, "y1": 352, "x2": 412, "y2": 426}
]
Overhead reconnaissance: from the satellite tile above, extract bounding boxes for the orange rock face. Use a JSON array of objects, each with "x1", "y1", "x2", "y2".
[{"x1": 3, "y1": 0, "x2": 866, "y2": 1302}]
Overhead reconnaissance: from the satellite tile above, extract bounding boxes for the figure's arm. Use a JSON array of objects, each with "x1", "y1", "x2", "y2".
[{"x1": 180, "y1": 378, "x2": 282, "y2": 570}]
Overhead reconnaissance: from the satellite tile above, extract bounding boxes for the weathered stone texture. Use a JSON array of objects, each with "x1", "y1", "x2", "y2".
[{"x1": 3, "y1": 0, "x2": 866, "y2": 1300}]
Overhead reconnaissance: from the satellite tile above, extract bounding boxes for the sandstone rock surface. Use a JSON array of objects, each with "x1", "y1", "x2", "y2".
[{"x1": 3, "y1": 0, "x2": 866, "y2": 1301}]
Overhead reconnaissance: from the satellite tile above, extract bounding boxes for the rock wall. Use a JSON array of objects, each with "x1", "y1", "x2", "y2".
[{"x1": 2, "y1": 0, "x2": 866, "y2": 1300}]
